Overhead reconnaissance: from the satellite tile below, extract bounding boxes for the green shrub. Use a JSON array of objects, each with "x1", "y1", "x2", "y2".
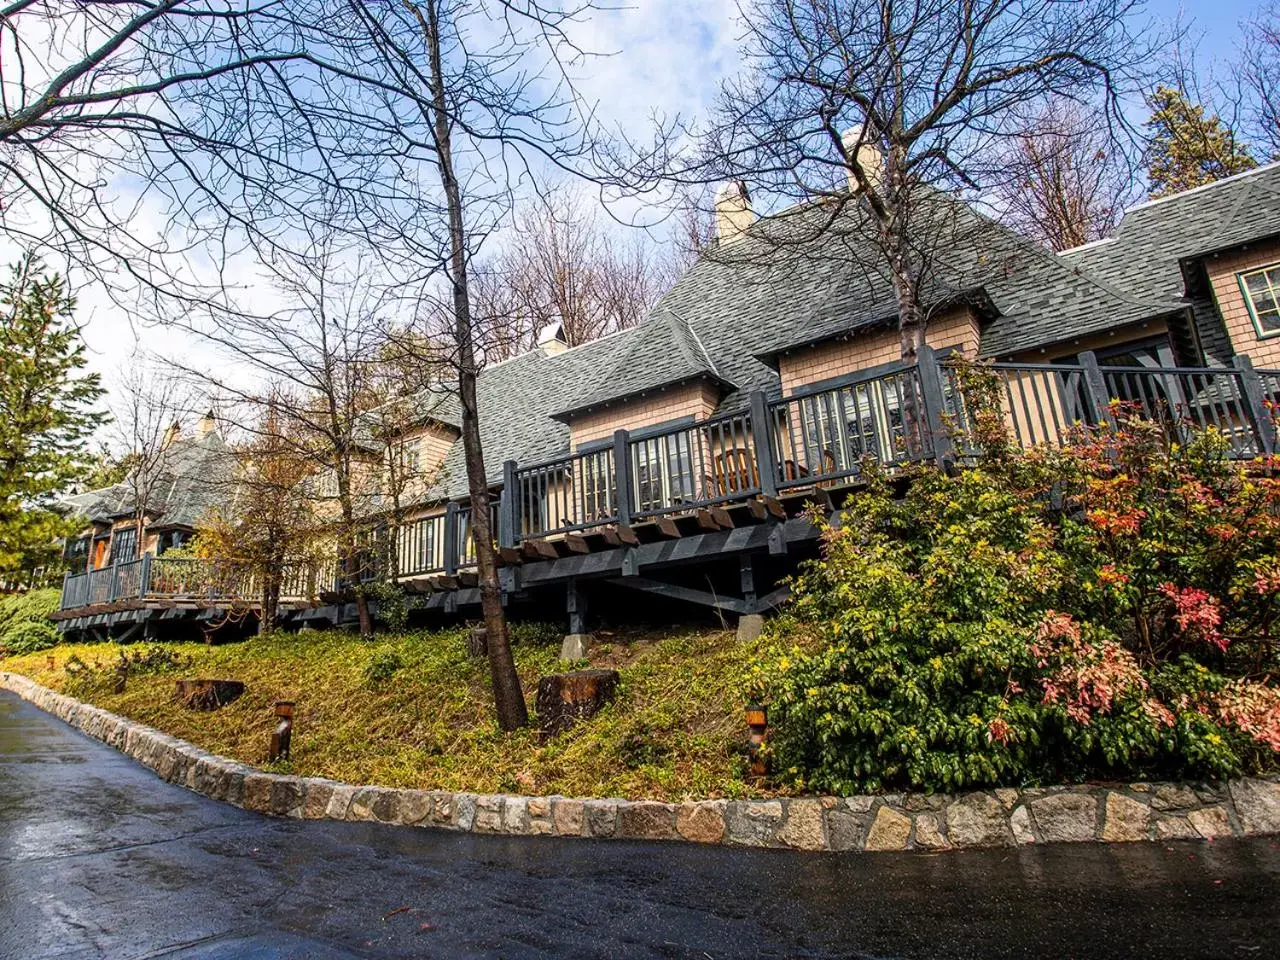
[
  {"x1": 750, "y1": 393, "x2": 1280, "y2": 794},
  {"x1": 363, "y1": 646, "x2": 404, "y2": 687},
  {"x1": 0, "y1": 588, "x2": 60, "y2": 654}
]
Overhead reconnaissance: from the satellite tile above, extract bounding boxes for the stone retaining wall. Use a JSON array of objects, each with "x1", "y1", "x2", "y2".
[{"x1": 6, "y1": 670, "x2": 1280, "y2": 852}]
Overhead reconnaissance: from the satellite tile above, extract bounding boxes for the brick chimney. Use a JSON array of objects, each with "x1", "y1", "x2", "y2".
[
  {"x1": 714, "y1": 181, "x2": 756, "y2": 245},
  {"x1": 537, "y1": 319, "x2": 568, "y2": 356},
  {"x1": 196, "y1": 410, "x2": 217, "y2": 439},
  {"x1": 841, "y1": 126, "x2": 883, "y2": 193}
]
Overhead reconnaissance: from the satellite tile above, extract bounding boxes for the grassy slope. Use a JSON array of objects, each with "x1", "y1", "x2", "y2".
[{"x1": 3, "y1": 626, "x2": 765, "y2": 801}]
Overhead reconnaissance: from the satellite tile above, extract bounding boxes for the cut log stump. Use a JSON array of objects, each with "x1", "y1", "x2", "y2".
[
  {"x1": 535, "y1": 669, "x2": 619, "y2": 741},
  {"x1": 466, "y1": 626, "x2": 488, "y2": 658},
  {"x1": 175, "y1": 679, "x2": 245, "y2": 711}
]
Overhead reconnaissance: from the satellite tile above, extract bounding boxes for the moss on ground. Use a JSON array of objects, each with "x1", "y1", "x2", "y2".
[{"x1": 3, "y1": 625, "x2": 767, "y2": 801}]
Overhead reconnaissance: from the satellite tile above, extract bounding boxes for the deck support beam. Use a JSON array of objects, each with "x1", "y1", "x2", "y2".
[{"x1": 567, "y1": 579, "x2": 587, "y2": 635}]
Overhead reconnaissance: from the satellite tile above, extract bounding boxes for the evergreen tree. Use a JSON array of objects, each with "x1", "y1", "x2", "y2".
[
  {"x1": 1146, "y1": 86, "x2": 1257, "y2": 198},
  {"x1": 0, "y1": 256, "x2": 105, "y2": 575}
]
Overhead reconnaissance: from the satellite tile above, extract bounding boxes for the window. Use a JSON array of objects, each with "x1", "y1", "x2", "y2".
[
  {"x1": 579, "y1": 450, "x2": 614, "y2": 521},
  {"x1": 108, "y1": 527, "x2": 138, "y2": 565},
  {"x1": 631, "y1": 433, "x2": 696, "y2": 513},
  {"x1": 1240, "y1": 264, "x2": 1280, "y2": 336}
]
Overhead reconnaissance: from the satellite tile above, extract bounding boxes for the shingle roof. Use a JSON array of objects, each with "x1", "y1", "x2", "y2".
[
  {"x1": 551, "y1": 309, "x2": 736, "y2": 420},
  {"x1": 1059, "y1": 162, "x2": 1280, "y2": 365},
  {"x1": 61, "y1": 432, "x2": 234, "y2": 529}
]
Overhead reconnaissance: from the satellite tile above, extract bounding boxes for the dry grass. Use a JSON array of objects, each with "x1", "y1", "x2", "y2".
[{"x1": 4, "y1": 624, "x2": 768, "y2": 801}]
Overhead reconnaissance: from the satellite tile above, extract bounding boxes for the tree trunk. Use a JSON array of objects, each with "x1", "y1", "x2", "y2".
[
  {"x1": 260, "y1": 568, "x2": 280, "y2": 636},
  {"x1": 420, "y1": 0, "x2": 527, "y2": 730}
]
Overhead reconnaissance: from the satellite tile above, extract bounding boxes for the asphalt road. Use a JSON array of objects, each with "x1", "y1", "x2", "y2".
[{"x1": 2, "y1": 690, "x2": 1279, "y2": 960}]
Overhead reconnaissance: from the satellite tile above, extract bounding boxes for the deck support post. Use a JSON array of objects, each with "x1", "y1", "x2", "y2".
[
  {"x1": 916, "y1": 344, "x2": 955, "y2": 467},
  {"x1": 740, "y1": 553, "x2": 757, "y2": 607},
  {"x1": 499, "y1": 460, "x2": 519, "y2": 549},
  {"x1": 139, "y1": 553, "x2": 153, "y2": 600},
  {"x1": 1234, "y1": 354, "x2": 1276, "y2": 455},
  {"x1": 444, "y1": 501, "x2": 460, "y2": 577},
  {"x1": 612, "y1": 429, "x2": 633, "y2": 528},
  {"x1": 566, "y1": 578, "x2": 587, "y2": 635},
  {"x1": 1078, "y1": 351, "x2": 1116, "y2": 430},
  {"x1": 748, "y1": 390, "x2": 779, "y2": 498}
]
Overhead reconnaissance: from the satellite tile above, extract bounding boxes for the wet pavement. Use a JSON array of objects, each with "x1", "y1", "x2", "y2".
[{"x1": 2, "y1": 691, "x2": 1279, "y2": 959}]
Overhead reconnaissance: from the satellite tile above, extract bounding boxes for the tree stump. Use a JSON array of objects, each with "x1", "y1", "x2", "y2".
[
  {"x1": 174, "y1": 679, "x2": 245, "y2": 710},
  {"x1": 535, "y1": 669, "x2": 619, "y2": 741},
  {"x1": 466, "y1": 626, "x2": 488, "y2": 658}
]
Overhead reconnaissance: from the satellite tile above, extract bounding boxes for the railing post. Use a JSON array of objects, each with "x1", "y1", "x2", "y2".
[
  {"x1": 139, "y1": 553, "x2": 152, "y2": 599},
  {"x1": 1233, "y1": 354, "x2": 1276, "y2": 455},
  {"x1": 444, "y1": 501, "x2": 460, "y2": 576},
  {"x1": 500, "y1": 460, "x2": 518, "y2": 548},
  {"x1": 613, "y1": 429, "x2": 633, "y2": 527},
  {"x1": 748, "y1": 390, "x2": 779, "y2": 498},
  {"x1": 1078, "y1": 351, "x2": 1115, "y2": 429},
  {"x1": 60, "y1": 571, "x2": 70, "y2": 611},
  {"x1": 915, "y1": 345, "x2": 955, "y2": 466}
]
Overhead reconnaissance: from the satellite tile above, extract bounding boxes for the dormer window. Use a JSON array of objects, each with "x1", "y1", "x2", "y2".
[{"x1": 1239, "y1": 264, "x2": 1280, "y2": 337}]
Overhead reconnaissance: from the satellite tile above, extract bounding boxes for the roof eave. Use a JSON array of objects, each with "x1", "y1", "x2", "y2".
[{"x1": 549, "y1": 372, "x2": 738, "y2": 424}]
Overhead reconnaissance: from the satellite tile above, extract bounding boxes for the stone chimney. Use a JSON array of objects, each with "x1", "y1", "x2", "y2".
[
  {"x1": 196, "y1": 410, "x2": 217, "y2": 439},
  {"x1": 841, "y1": 126, "x2": 883, "y2": 193},
  {"x1": 537, "y1": 319, "x2": 568, "y2": 356},
  {"x1": 714, "y1": 181, "x2": 756, "y2": 245}
]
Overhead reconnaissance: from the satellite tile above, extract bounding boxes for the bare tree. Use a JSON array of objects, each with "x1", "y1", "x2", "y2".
[
  {"x1": 170, "y1": 243, "x2": 389, "y2": 638},
  {"x1": 655, "y1": 0, "x2": 1158, "y2": 362},
  {"x1": 325, "y1": 0, "x2": 629, "y2": 731},
  {"x1": 197, "y1": 396, "x2": 317, "y2": 633},
  {"x1": 464, "y1": 186, "x2": 670, "y2": 362},
  {"x1": 992, "y1": 101, "x2": 1138, "y2": 250},
  {"x1": 1238, "y1": 3, "x2": 1280, "y2": 160},
  {"x1": 110, "y1": 359, "x2": 196, "y2": 561}
]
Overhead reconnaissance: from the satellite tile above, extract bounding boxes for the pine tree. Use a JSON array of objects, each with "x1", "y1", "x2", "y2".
[
  {"x1": 1146, "y1": 86, "x2": 1257, "y2": 198},
  {"x1": 0, "y1": 256, "x2": 105, "y2": 575}
]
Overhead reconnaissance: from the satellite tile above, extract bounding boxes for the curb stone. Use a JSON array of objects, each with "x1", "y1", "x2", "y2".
[{"x1": 4, "y1": 670, "x2": 1279, "y2": 853}]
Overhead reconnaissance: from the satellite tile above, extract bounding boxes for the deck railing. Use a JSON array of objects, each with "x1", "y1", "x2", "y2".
[{"x1": 60, "y1": 349, "x2": 1280, "y2": 613}]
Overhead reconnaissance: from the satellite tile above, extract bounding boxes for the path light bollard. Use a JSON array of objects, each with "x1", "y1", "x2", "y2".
[
  {"x1": 269, "y1": 700, "x2": 294, "y2": 762},
  {"x1": 46, "y1": 655, "x2": 55, "y2": 672},
  {"x1": 746, "y1": 703, "x2": 768, "y2": 777}
]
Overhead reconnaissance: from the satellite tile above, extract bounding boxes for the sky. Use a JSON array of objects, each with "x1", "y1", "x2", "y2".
[{"x1": 29, "y1": 0, "x2": 1275, "y2": 421}]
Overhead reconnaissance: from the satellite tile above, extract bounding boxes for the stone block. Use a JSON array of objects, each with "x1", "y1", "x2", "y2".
[
  {"x1": 736, "y1": 614, "x2": 765, "y2": 644},
  {"x1": 864, "y1": 806, "x2": 911, "y2": 851},
  {"x1": 559, "y1": 634, "x2": 590, "y2": 661},
  {"x1": 947, "y1": 793, "x2": 1012, "y2": 848},
  {"x1": 271, "y1": 777, "x2": 305, "y2": 818},
  {"x1": 914, "y1": 813, "x2": 949, "y2": 850},
  {"x1": 502, "y1": 796, "x2": 530, "y2": 834},
  {"x1": 324, "y1": 784, "x2": 355, "y2": 820},
  {"x1": 303, "y1": 780, "x2": 336, "y2": 820},
  {"x1": 472, "y1": 794, "x2": 505, "y2": 833},
  {"x1": 618, "y1": 801, "x2": 677, "y2": 840},
  {"x1": 676, "y1": 801, "x2": 726, "y2": 844},
  {"x1": 396, "y1": 790, "x2": 434, "y2": 826},
  {"x1": 583, "y1": 799, "x2": 618, "y2": 838},
  {"x1": 1229, "y1": 778, "x2": 1280, "y2": 835},
  {"x1": 1010, "y1": 806, "x2": 1036, "y2": 844},
  {"x1": 1031, "y1": 793, "x2": 1098, "y2": 844},
  {"x1": 1101, "y1": 793, "x2": 1150, "y2": 842},
  {"x1": 1187, "y1": 805, "x2": 1234, "y2": 839},
  {"x1": 1153, "y1": 816, "x2": 1199, "y2": 840},
  {"x1": 527, "y1": 797, "x2": 551, "y2": 818},
  {"x1": 553, "y1": 798, "x2": 585, "y2": 836},
  {"x1": 1152, "y1": 784, "x2": 1199, "y2": 812},
  {"x1": 453, "y1": 794, "x2": 478, "y2": 831},
  {"x1": 779, "y1": 799, "x2": 827, "y2": 850},
  {"x1": 242, "y1": 774, "x2": 276, "y2": 814},
  {"x1": 725, "y1": 800, "x2": 784, "y2": 847}
]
